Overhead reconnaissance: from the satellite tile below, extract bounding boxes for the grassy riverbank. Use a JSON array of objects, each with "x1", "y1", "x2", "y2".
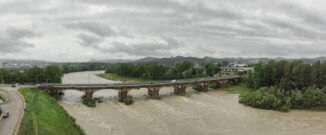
[
  {"x1": 97, "y1": 73, "x2": 150, "y2": 82},
  {"x1": 18, "y1": 88, "x2": 85, "y2": 135},
  {"x1": 220, "y1": 84, "x2": 253, "y2": 95}
]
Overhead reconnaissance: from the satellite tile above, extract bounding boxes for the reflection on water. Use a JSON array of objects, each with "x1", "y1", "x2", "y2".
[{"x1": 58, "y1": 71, "x2": 326, "y2": 135}]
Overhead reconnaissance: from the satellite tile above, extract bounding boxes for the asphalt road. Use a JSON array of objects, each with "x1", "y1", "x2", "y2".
[{"x1": 0, "y1": 86, "x2": 24, "y2": 135}]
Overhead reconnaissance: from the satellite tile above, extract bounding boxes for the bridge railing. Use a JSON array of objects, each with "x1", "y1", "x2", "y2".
[{"x1": 39, "y1": 75, "x2": 241, "y2": 89}]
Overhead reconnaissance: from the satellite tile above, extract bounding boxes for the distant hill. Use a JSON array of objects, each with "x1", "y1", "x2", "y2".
[
  {"x1": 132, "y1": 56, "x2": 270, "y2": 66},
  {"x1": 2, "y1": 56, "x2": 326, "y2": 67},
  {"x1": 88, "y1": 58, "x2": 132, "y2": 63},
  {"x1": 0, "y1": 59, "x2": 52, "y2": 64},
  {"x1": 132, "y1": 56, "x2": 326, "y2": 65}
]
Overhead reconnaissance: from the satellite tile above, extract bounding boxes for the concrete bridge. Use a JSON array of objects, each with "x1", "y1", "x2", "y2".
[{"x1": 39, "y1": 76, "x2": 241, "y2": 101}]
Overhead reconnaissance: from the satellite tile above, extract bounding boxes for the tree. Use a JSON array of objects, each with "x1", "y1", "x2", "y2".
[
  {"x1": 25, "y1": 67, "x2": 45, "y2": 84},
  {"x1": 0, "y1": 69, "x2": 11, "y2": 84},
  {"x1": 204, "y1": 62, "x2": 220, "y2": 77},
  {"x1": 45, "y1": 65, "x2": 63, "y2": 83}
]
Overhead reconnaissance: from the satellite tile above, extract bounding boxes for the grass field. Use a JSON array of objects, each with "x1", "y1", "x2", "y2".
[
  {"x1": 220, "y1": 84, "x2": 254, "y2": 96},
  {"x1": 0, "y1": 88, "x2": 7, "y2": 93},
  {"x1": 18, "y1": 88, "x2": 85, "y2": 135},
  {"x1": 97, "y1": 73, "x2": 150, "y2": 82}
]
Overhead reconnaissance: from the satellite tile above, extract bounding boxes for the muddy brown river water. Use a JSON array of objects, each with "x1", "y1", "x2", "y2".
[{"x1": 58, "y1": 71, "x2": 326, "y2": 135}]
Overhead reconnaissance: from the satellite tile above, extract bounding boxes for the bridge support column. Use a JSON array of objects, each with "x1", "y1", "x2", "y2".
[
  {"x1": 118, "y1": 88, "x2": 131, "y2": 102},
  {"x1": 174, "y1": 84, "x2": 186, "y2": 96},
  {"x1": 224, "y1": 80, "x2": 229, "y2": 87},
  {"x1": 52, "y1": 89, "x2": 63, "y2": 98},
  {"x1": 195, "y1": 82, "x2": 209, "y2": 92},
  {"x1": 148, "y1": 87, "x2": 160, "y2": 99},
  {"x1": 85, "y1": 90, "x2": 94, "y2": 99},
  {"x1": 218, "y1": 80, "x2": 227, "y2": 88},
  {"x1": 82, "y1": 89, "x2": 96, "y2": 99}
]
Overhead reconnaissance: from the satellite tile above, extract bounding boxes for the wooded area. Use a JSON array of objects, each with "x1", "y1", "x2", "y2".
[
  {"x1": 241, "y1": 60, "x2": 326, "y2": 111},
  {"x1": 104, "y1": 61, "x2": 221, "y2": 80}
]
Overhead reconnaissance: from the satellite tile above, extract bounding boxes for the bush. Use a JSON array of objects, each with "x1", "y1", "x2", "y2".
[
  {"x1": 123, "y1": 95, "x2": 133, "y2": 105},
  {"x1": 82, "y1": 97, "x2": 104, "y2": 107},
  {"x1": 82, "y1": 98, "x2": 96, "y2": 107},
  {"x1": 0, "y1": 94, "x2": 6, "y2": 101},
  {"x1": 240, "y1": 86, "x2": 326, "y2": 112}
]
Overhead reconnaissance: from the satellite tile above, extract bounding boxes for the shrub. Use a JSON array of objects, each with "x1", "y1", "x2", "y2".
[
  {"x1": 124, "y1": 95, "x2": 133, "y2": 105},
  {"x1": 240, "y1": 86, "x2": 326, "y2": 112},
  {"x1": 0, "y1": 94, "x2": 6, "y2": 101},
  {"x1": 82, "y1": 98, "x2": 96, "y2": 107}
]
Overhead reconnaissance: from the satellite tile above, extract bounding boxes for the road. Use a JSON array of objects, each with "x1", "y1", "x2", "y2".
[
  {"x1": 0, "y1": 86, "x2": 24, "y2": 135},
  {"x1": 42, "y1": 75, "x2": 240, "y2": 90}
]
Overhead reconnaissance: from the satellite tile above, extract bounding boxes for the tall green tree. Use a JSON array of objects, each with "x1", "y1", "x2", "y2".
[{"x1": 45, "y1": 65, "x2": 63, "y2": 83}]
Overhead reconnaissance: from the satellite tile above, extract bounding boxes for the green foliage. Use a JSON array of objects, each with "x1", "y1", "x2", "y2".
[
  {"x1": 45, "y1": 65, "x2": 63, "y2": 83},
  {"x1": 82, "y1": 97, "x2": 103, "y2": 107},
  {"x1": 82, "y1": 98, "x2": 97, "y2": 107},
  {"x1": 204, "y1": 62, "x2": 221, "y2": 77},
  {"x1": 0, "y1": 94, "x2": 6, "y2": 101},
  {"x1": 221, "y1": 84, "x2": 253, "y2": 95},
  {"x1": 239, "y1": 86, "x2": 326, "y2": 112},
  {"x1": 0, "y1": 65, "x2": 63, "y2": 84},
  {"x1": 123, "y1": 95, "x2": 133, "y2": 105},
  {"x1": 19, "y1": 88, "x2": 85, "y2": 135},
  {"x1": 62, "y1": 63, "x2": 106, "y2": 73},
  {"x1": 246, "y1": 60, "x2": 326, "y2": 90},
  {"x1": 104, "y1": 61, "x2": 220, "y2": 81}
]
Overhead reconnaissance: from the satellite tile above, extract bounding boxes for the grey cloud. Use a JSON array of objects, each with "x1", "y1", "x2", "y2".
[
  {"x1": 84, "y1": 37, "x2": 183, "y2": 56},
  {"x1": 6, "y1": 27, "x2": 39, "y2": 39},
  {"x1": 0, "y1": 27, "x2": 37, "y2": 53},
  {"x1": 64, "y1": 22, "x2": 116, "y2": 37},
  {"x1": 77, "y1": 34, "x2": 102, "y2": 49},
  {"x1": 107, "y1": 39, "x2": 181, "y2": 56},
  {"x1": 1, "y1": 0, "x2": 326, "y2": 60}
]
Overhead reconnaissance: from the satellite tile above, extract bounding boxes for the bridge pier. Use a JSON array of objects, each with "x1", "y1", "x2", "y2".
[
  {"x1": 53, "y1": 89, "x2": 63, "y2": 98},
  {"x1": 174, "y1": 84, "x2": 186, "y2": 95},
  {"x1": 81, "y1": 89, "x2": 97, "y2": 99},
  {"x1": 85, "y1": 90, "x2": 94, "y2": 99},
  {"x1": 195, "y1": 82, "x2": 209, "y2": 92},
  {"x1": 148, "y1": 87, "x2": 160, "y2": 99},
  {"x1": 216, "y1": 80, "x2": 228, "y2": 88},
  {"x1": 118, "y1": 88, "x2": 131, "y2": 102}
]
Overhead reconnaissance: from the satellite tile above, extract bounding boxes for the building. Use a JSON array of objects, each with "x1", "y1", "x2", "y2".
[{"x1": 220, "y1": 64, "x2": 254, "y2": 73}]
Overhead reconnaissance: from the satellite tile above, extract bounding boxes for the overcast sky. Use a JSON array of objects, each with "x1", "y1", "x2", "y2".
[{"x1": 0, "y1": 0, "x2": 326, "y2": 62}]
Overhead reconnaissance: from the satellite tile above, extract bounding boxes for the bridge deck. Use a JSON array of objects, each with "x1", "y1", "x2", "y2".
[{"x1": 39, "y1": 76, "x2": 240, "y2": 90}]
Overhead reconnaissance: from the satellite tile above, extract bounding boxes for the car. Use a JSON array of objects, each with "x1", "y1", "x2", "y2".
[
  {"x1": 149, "y1": 82, "x2": 153, "y2": 84},
  {"x1": 170, "y1": 80, "x2": 177, "y2": 83},
  {"x1": 11, "y1": 84, "x2": 16, "y2": 87},
  {"x1": 3, "y1": 112, "x2": 9, "y2": 118}
]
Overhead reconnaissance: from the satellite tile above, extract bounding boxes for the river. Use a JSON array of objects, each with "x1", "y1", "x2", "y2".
[{"x1": 58, "y1": 71, "x2": 326, "y2": 135}]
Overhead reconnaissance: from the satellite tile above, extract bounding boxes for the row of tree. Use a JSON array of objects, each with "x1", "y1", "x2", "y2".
[
  {"x1": 242, "y1": 60, "x2": 326, "y2": 111},
  {"x1": 105, "y1": 61, "x2": 221, "y2": 80},
  {"x1": 0, "y1": 65, "x2": 63, "y2": 84},
  {"x1": 240, "y1": 86, "x2": 326, "y2": 112},
  {"x1": 61, "y1": 63, "x2": 106, "y2": 73},
  {"x1": 246, "y1": 60, "x2": 326, "y2": 90}
]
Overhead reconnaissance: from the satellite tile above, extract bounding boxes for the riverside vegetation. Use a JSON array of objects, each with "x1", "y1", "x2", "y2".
[
  {"x1": 96, "y1": 61, "x2": 221, "y2": 105},
  {"x1": 0, "y1": 65, "x2": 63, "y2": 84},
  {"x1": 104, "y1": 61, "x2": 221, "y2": 81},
  {"x1": 241, "y1": 60, "x2": 326, "y2": 112},
  {"x1": 18, "y1": 88, "x2": 85, "y2": 135}
]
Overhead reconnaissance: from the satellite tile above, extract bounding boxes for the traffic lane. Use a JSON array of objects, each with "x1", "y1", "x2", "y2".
[{"x1": 0, "y1": 87, "x2": 24, "y2": 135}]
